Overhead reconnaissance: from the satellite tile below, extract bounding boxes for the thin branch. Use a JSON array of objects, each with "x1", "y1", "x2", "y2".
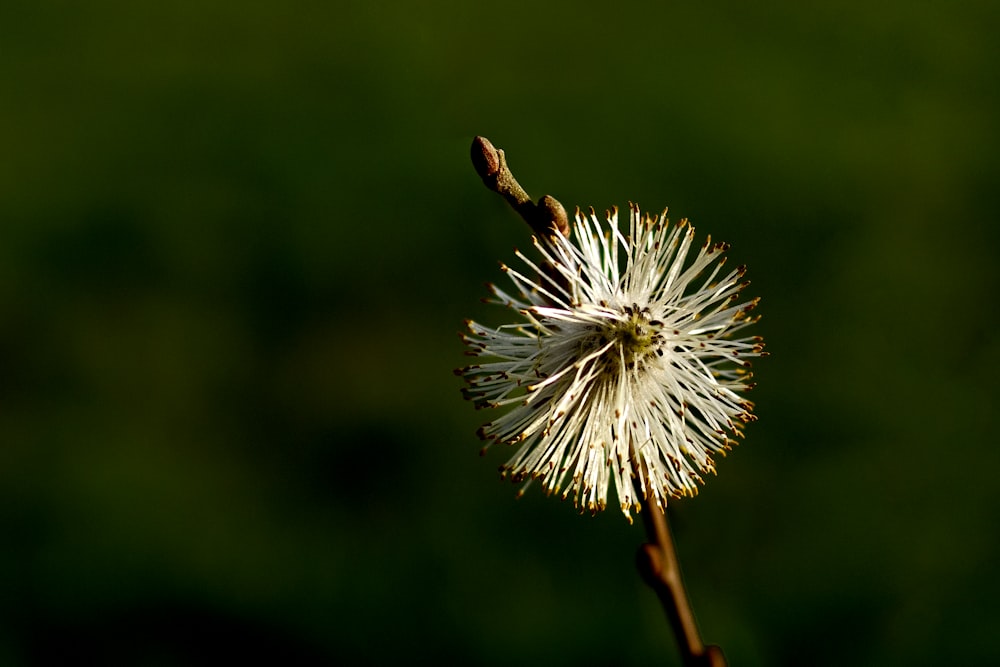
[
  {"x1": 637, "y1": 502, "x2": 727, "y2": 667},
  {"x1": 470, "y1": 136, "x2": 569, "y2": 239},
  {"x1": 470, "y1": 135, "x2": 726, "y2": 666}
]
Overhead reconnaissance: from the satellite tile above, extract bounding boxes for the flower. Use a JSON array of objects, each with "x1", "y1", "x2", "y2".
[{"x1": 458, "y1": 204, "x2": 764, "y2": 522}]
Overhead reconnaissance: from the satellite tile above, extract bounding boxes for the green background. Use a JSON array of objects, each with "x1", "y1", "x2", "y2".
[{"x1": 2, "y1": 1, "x2": 998, "y2": 665}]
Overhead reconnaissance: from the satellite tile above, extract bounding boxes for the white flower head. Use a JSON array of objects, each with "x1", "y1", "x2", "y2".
[{"x1": 458, "y1": 204, "x2": 764, "y2": 522}]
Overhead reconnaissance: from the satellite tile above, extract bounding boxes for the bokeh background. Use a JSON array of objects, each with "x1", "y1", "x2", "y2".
[{"x1": 2, "y1": 1, "x2": 998, "y2": 665}]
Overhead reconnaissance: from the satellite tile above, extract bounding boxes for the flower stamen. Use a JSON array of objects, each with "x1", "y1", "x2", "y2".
[{"x1": 459, "y1": 205, "x2": 763, "y2": 520}]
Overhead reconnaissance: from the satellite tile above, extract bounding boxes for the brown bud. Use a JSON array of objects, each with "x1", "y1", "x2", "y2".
[
  {"x1": 537, "y1": 194, "x2": 570, "y2": 238},
  {"x1": 471, "y1": 136, "x2": 500, "y2": 180}
]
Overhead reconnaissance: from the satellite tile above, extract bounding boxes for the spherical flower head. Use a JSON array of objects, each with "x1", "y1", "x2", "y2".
[{"x1": 458, "y1": 204, "x2": 764, "y2": 522}]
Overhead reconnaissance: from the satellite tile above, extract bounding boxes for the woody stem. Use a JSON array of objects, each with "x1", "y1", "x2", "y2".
[
  {"x1": 638, "y1": 502, "x2": 727, "y2": 667},
  {"x1": 470, "y1": 136, "x2": 569, "y2": 239}
]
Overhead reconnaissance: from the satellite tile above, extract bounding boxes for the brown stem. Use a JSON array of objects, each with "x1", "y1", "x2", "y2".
[
  {"x1": 638, "y1": 503, "x2": 727, "y2": 667},
  {"x1": 470, "y1": 136, "x2": 569, "y2": 239},
  {"x1": 470, "y1": 136, "x2": 724, "y2": 664}
]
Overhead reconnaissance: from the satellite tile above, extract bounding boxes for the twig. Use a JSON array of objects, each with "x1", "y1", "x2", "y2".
[
  {"x1": 637, "y1": 503, "x2": 727, "y2": 667},
  {"x1": 470, "y1": 136, "x2": 569, "y2": 239},
  {"x1": 469, "y1": 136, "x2": 726, "y2": 666}
]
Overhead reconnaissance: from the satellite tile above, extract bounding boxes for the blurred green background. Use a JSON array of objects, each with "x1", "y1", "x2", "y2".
[{"x1": 2, "y1": 1, "x2": 998, "y2": 665}]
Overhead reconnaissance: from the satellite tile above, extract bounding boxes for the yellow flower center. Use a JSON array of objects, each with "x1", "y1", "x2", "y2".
[{"x1": 581, "y1": 304, "x2": 663, "y2": 374}]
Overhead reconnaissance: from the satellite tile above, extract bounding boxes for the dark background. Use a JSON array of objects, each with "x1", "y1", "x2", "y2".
[{"x1": 2, "y1": 1, "x2": 998, "y2": 665}]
